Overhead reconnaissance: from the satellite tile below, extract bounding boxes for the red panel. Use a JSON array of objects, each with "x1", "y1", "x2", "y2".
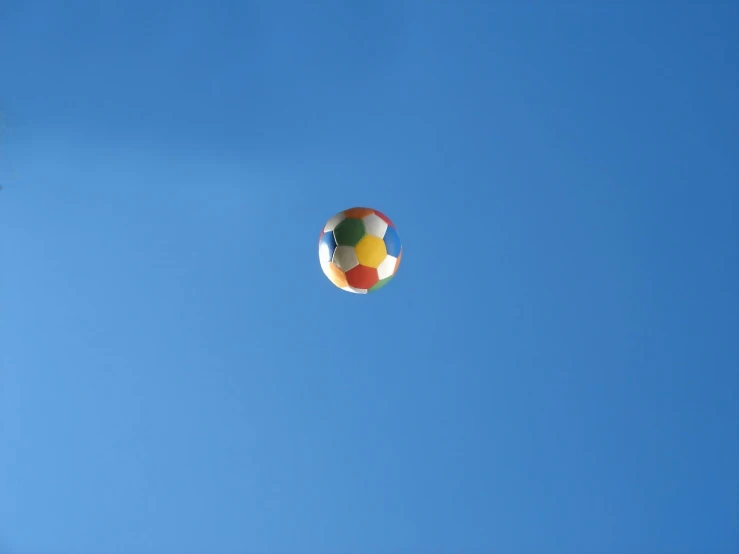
[{"x1": 345, "y1": 264, "x2": 379, "y2": 289}]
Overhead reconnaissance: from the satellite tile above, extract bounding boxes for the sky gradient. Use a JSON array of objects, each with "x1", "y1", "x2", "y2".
[{"x1": 1, "y1": 1, "x2": 738, "y2": 553}]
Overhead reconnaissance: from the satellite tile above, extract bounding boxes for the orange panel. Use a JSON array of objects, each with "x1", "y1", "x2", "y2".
[
  {"x1": 343, "y1": 207, "x2": 375, "y2": 219},
  {"x1": 323, "y1": 262, "x2": 348, "y2": 288},
  {"x1": 394, "y1": 248, "x2": 402, "y2": 274}
]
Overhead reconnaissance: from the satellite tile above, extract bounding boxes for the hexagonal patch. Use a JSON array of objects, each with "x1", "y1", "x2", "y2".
[
  {"x1": 362, "y1": 213, "x2": 388, "y2": 238},
  {"x1": 343, "y1": 207, "x2": 375, "y2": 219},
  {"x1": 354, "y1": 235, "x2": 386, "y2": 269},
  {"x1": 318, "y1": 231, "x2": 337, "y2": 264},
  {"x1": 373, "y1": 209, "x2": 394, "y2": 228},
  {"x1": 382, "y1": 225, "x2": 401, "y2": 257},
  {"x1": 332, "y1": 245, "x2": 359, "y2": 272},
  {"x1": 324, "y1": 212, "x2": 346, "y2": 232},
  {"x1": 345, "y1": 264, "x2": 379, "y2": 289},
  {"x1": 376, "y1": 254, "x2": 398, "y2": 280},
  {"x1": 342, "y1": 285, "x2": 368, "y2": 294},
  {"x1": 333, "y1": 218, "x2": 365, "y2": 247},
  {"x1": 369, "y1": 275, "x2": 393, "y2": 292},
  {"x1": 321, "y1": 261, "x2": 348, "y2": 289}
]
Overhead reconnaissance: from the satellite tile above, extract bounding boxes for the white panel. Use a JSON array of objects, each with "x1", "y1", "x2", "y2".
[
  {"x1": 318, "y1": 240, "x2": 334, "y2": 263},
  {"x1": 332, "y1": 245, "x2": 359, "y2": 272},
  {"x1": 324, "y1": 212, "x2": 346, "y2": 232},
  {"x1": 376, "y1": 254, "x2": 397, "y2": 280},
  {"x1": 362, "y1": 213, "x2": 388, "y2": 238},
  {"x1": 342, "y1": 285, "x2": 367, "y2": 294}
]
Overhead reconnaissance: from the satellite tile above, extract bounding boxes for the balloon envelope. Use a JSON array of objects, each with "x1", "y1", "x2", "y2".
[{"x1": 318, "y1": 207, "x2": 402, "y2": 294}]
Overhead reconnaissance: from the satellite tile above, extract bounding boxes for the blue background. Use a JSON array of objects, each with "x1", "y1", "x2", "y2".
[{"x1": 1, "y1": 1, "x2": 738, "y2": 552}]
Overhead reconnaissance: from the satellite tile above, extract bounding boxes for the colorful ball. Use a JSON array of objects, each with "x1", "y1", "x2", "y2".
[{"x1": 318, "y1": 207, "x2": 402, "y2": 294}]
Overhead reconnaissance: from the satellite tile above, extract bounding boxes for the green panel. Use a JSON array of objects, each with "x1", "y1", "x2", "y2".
[
  {"x1": 333, "y1": 218, "x2": 366, "y2": 247},
  {"x1": 369, "y1": 275, "x2": 393, "y2": 292}
]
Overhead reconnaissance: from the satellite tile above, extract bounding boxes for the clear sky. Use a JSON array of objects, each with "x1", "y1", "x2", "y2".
[{"x1": 1, "y1": 1, "x2": 738, "y2": 553}]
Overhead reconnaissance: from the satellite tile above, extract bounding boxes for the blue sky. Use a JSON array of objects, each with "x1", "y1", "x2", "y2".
[{"x1": 1, "y1": 1, "x2": 738, "y2": 552}]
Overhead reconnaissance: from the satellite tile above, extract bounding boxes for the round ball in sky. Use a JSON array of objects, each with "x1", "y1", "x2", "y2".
[{"x1": 318, "y1": 207, "x2": 402, "y2": 294}]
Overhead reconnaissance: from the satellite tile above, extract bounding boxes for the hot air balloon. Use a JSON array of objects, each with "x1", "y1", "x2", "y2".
[{"x1": 318, "y1": 207, "x2": 402, "y2": 294}]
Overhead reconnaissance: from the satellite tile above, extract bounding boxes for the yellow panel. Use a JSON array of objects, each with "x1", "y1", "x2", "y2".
[{"x1": 354, "y1": 235, "x2": 387, "y2": 269}]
